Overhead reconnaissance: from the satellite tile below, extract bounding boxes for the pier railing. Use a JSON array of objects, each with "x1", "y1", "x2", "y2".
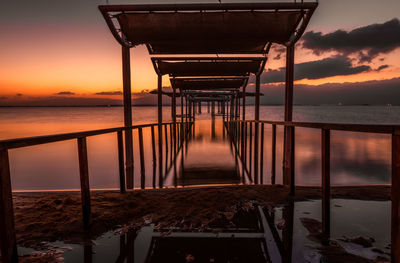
[
  {"x1": 0, "y1": 121, "x2": 193, "y2": 263},
  {"x1": 226, "y1": 119, "x2": 400, "y2": 262}
]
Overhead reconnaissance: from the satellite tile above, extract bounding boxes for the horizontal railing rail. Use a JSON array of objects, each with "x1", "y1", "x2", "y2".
[
  {"x1": 239, "y1": 120, "x2": 400, "y2": 134},
  {"x1": 0, "y1": 122, "x2": 178, "y2": 150}
]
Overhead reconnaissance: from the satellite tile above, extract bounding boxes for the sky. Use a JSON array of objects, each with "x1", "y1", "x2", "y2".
[{"x1": 0, "y1": 0, "x2": 400, "y2": 106}]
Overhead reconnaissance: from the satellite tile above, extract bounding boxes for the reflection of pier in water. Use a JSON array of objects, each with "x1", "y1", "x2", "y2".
[{"x1": 82, "y1": 202, "x2": 295, "y2": 263}]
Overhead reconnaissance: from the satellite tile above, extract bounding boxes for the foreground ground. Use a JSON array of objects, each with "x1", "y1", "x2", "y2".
[{"x1": 11, "y1": 184, "x2": 390, "y2": 262}]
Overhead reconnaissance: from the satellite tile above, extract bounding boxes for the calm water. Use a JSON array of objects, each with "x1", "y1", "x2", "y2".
[{"x1": 1, "y1": 105, "x2": 398, "y2": 190}]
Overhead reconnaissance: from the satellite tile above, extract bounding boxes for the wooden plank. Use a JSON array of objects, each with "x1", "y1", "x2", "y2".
[
  {"x1": 138, "y1": 128, "x2": 146, "y2": 189},
  {"x1": 271, "y1": 124, "x2": 276, "y2": 185},
  {"x1": 151, "y1": 126, "x2": 156, "y2": 189},
  {"x1": 260, "y1": 123, "x2": 264, "y2": 184},
  {"x1": 322, "y1": 129, "x2": 330, "y2": 237},
  {"x1": 117, "y1": 131, "x2": 126, "y2": 193},
  {"x1": 0, "y1": 149, "x2": 18, "y2": 263},
  {"x1": 77, "y1": 137, "x2": 91, "y2": 229},
  {"x1": 392, "y1": 129, "x2": 400, "y2": 263}
]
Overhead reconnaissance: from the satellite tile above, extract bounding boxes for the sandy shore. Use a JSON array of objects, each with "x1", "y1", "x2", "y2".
[{"x1": 11, "y1": 184, "x2": 390, "y2": 262}]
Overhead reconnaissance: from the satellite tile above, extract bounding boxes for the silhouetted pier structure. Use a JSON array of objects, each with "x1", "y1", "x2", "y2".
[{"x1": 1, "y1": 2, "x2": 399, "y2": 262}]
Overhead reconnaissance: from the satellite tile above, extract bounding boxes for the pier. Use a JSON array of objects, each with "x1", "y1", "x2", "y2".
[{"x1": 1, "y1": 2, "x2": 398, "y2": 262}]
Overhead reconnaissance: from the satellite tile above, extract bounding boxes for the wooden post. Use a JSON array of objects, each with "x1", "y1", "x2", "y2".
[
  {"x1": 117, "y1": 131, "x2": 125, "y2": 193},
  {"x1": 242, "y1": 86, "x2": 246, "y2": 121},
  {"x1": 172, "y1": 87, "x2": 176, "y2": 123},
  {"x1": 181, "y1": 91, "x2": 184, "y2": 124},
  {"x1": 138, "y1": 128, "x2": 145, "y2": 189},
  {"x1": 0, "y1": 149, "x2": 18, "y2": 263},
  {"x1": 284, "y1": 126, "x2": 295, "y2": 195},
  {"x1": 122, "y1": 46, "x2": 134, "y2": 189},
  {"x1": 260, "y1": 123, "x2": 265, "y2": 184},
  {"x1": 77, "y1": 137, "x2": 91, "y2": 229},
  {"x1": 283, "y1": 44, "x2": 295, "y2": 189},
  {"x1": 271, "y1": 124, "x2": 276, "y2": 184},
  {"x1": 151, "y1": 126, "x2": 156, "y2": 189},
  {"x1": 164, "y1": 124, "x2": 168, "y2": 175},
  {"x1": 254, "y1": 122, "x2": 259, "y2": 184},
  {"x1": 230, "y1": 96, "x2": 234, "y2": 121},
  {"x1": 322, "y1": 129, "x2": 330, "y2": 237},
  {"x1": 392, "y1": 128, "x2": 400, "y2": 263},
  {"x1": 157, "y1": 75, "x2": 163, "y2": 188},
  {"x1": 199, "y1": 102, "x2": 202, "y2": 114},
  {"x1": 255, "y1": 74, "x2": 260, "y2": 121},
  {"x1": 249, "y1": 122, "x2": 253, "y2": 179}
]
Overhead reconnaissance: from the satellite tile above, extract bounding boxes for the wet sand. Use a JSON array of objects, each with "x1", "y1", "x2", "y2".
[{"x1": 13, "y1": 185, "x2": 390, "y2": 248}]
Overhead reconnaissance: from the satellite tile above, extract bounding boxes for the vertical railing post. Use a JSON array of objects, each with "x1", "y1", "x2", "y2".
[
  {"x1": 151, "y1": 126, "x2": 157, "y2": 189},
  {"x1": 254, "y1": 122, "x2": 259, "y2": 184},
  {"x1": 158, "y1": 124, "x2": 163, "y2": 188},
  {"x1": 283, "y1": 125, "x2": 295, "y2": 195},
  {"x1": 77, "y1": 137, "x2": 91, "y2": 229},
  {"x1": 117, "y1": 131, "x2": 125, "y2": 193},
  {"x1": 322, "y1": 129, "x2": 330, "y2": 238},
  {"x1": 271, "y1": 124, "x2": 276, "y2": 184},
  {"x1": 392, "y1": 128, "x2": 400, "y2": 263},
  {"x1": 260, "y1": 123, "x2": 265, "y2": 184},
  {"x1": 138, "y1": 128, "x2": 145, "y2": 189},
  {"x1": 249, "y1": 122, "x2": 253, "y2": 179},
  {"x1": 0, "y1": 149, "x2": 18, "y2": 263}
]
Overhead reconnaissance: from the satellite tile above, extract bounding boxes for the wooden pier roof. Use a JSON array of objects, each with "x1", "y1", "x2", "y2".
[{"x1": 99, "y1": 2, "x2": 317, "y2": 53}]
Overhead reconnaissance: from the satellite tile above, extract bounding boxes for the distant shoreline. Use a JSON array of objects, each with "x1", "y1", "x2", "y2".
[{"x1": 0, "y1": 104, "x2": 397, "y2": 108}]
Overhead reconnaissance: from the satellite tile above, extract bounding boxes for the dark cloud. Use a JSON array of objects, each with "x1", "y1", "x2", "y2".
[
  {"x1": 260, "y1": 56, "x2": 371, "y2": 83},
  {"x1": 56, "y1": 91, "x2": 75, "y2": 95},
  {"x1": 16, "y1": 93, "x2": 23, "y2": 97},
  {"x1": 302, "y1": 19, "x2": 400, "y2": 62},
  {"x1": 95, "y1": 91, "x2": 122, "y2": 96},
  {"x1": 377, "y1": 65, "x2": 389, "y2": 71}
]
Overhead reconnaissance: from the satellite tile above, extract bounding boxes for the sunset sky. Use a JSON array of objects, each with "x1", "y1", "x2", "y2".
[{"x1": 1, "y1": 0, "x2": 400, "y2": 106}]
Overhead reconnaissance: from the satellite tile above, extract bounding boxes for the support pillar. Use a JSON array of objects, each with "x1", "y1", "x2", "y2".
[
  {"x1": 283, "y1": 44, "x2": 295, "y2": 192},
  {"x1": 122, "y1": 46, "x2": 134, "y2": 189},
  {"x1": 157, "y1": 74, "x2": 163, "y2": 188}
]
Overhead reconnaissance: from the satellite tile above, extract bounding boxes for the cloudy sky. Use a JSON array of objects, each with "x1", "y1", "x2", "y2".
[{"x1": 0, "y1": 0, "x2": 399, "y2": 106}]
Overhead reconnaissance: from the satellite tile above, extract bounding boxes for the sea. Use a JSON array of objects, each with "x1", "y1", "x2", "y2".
[{"x1": 1, "y1": 105, "x2": 398, "y2": 190}]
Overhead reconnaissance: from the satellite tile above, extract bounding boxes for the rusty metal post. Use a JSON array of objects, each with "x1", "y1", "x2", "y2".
[
  {"x1": 0, "y1": 149, "x2": 18, "y2": 263},
  {"x1": 122, "y1": 46, "x2": 134, "y2": 189}
]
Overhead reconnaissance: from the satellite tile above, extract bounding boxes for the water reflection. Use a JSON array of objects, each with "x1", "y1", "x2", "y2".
[
  {"x1": 5, "y1": 108, "x2": 393, "y2": 190},
  {"x1": 22, "y1": 199, "x2": 389, "y2": 262}
]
